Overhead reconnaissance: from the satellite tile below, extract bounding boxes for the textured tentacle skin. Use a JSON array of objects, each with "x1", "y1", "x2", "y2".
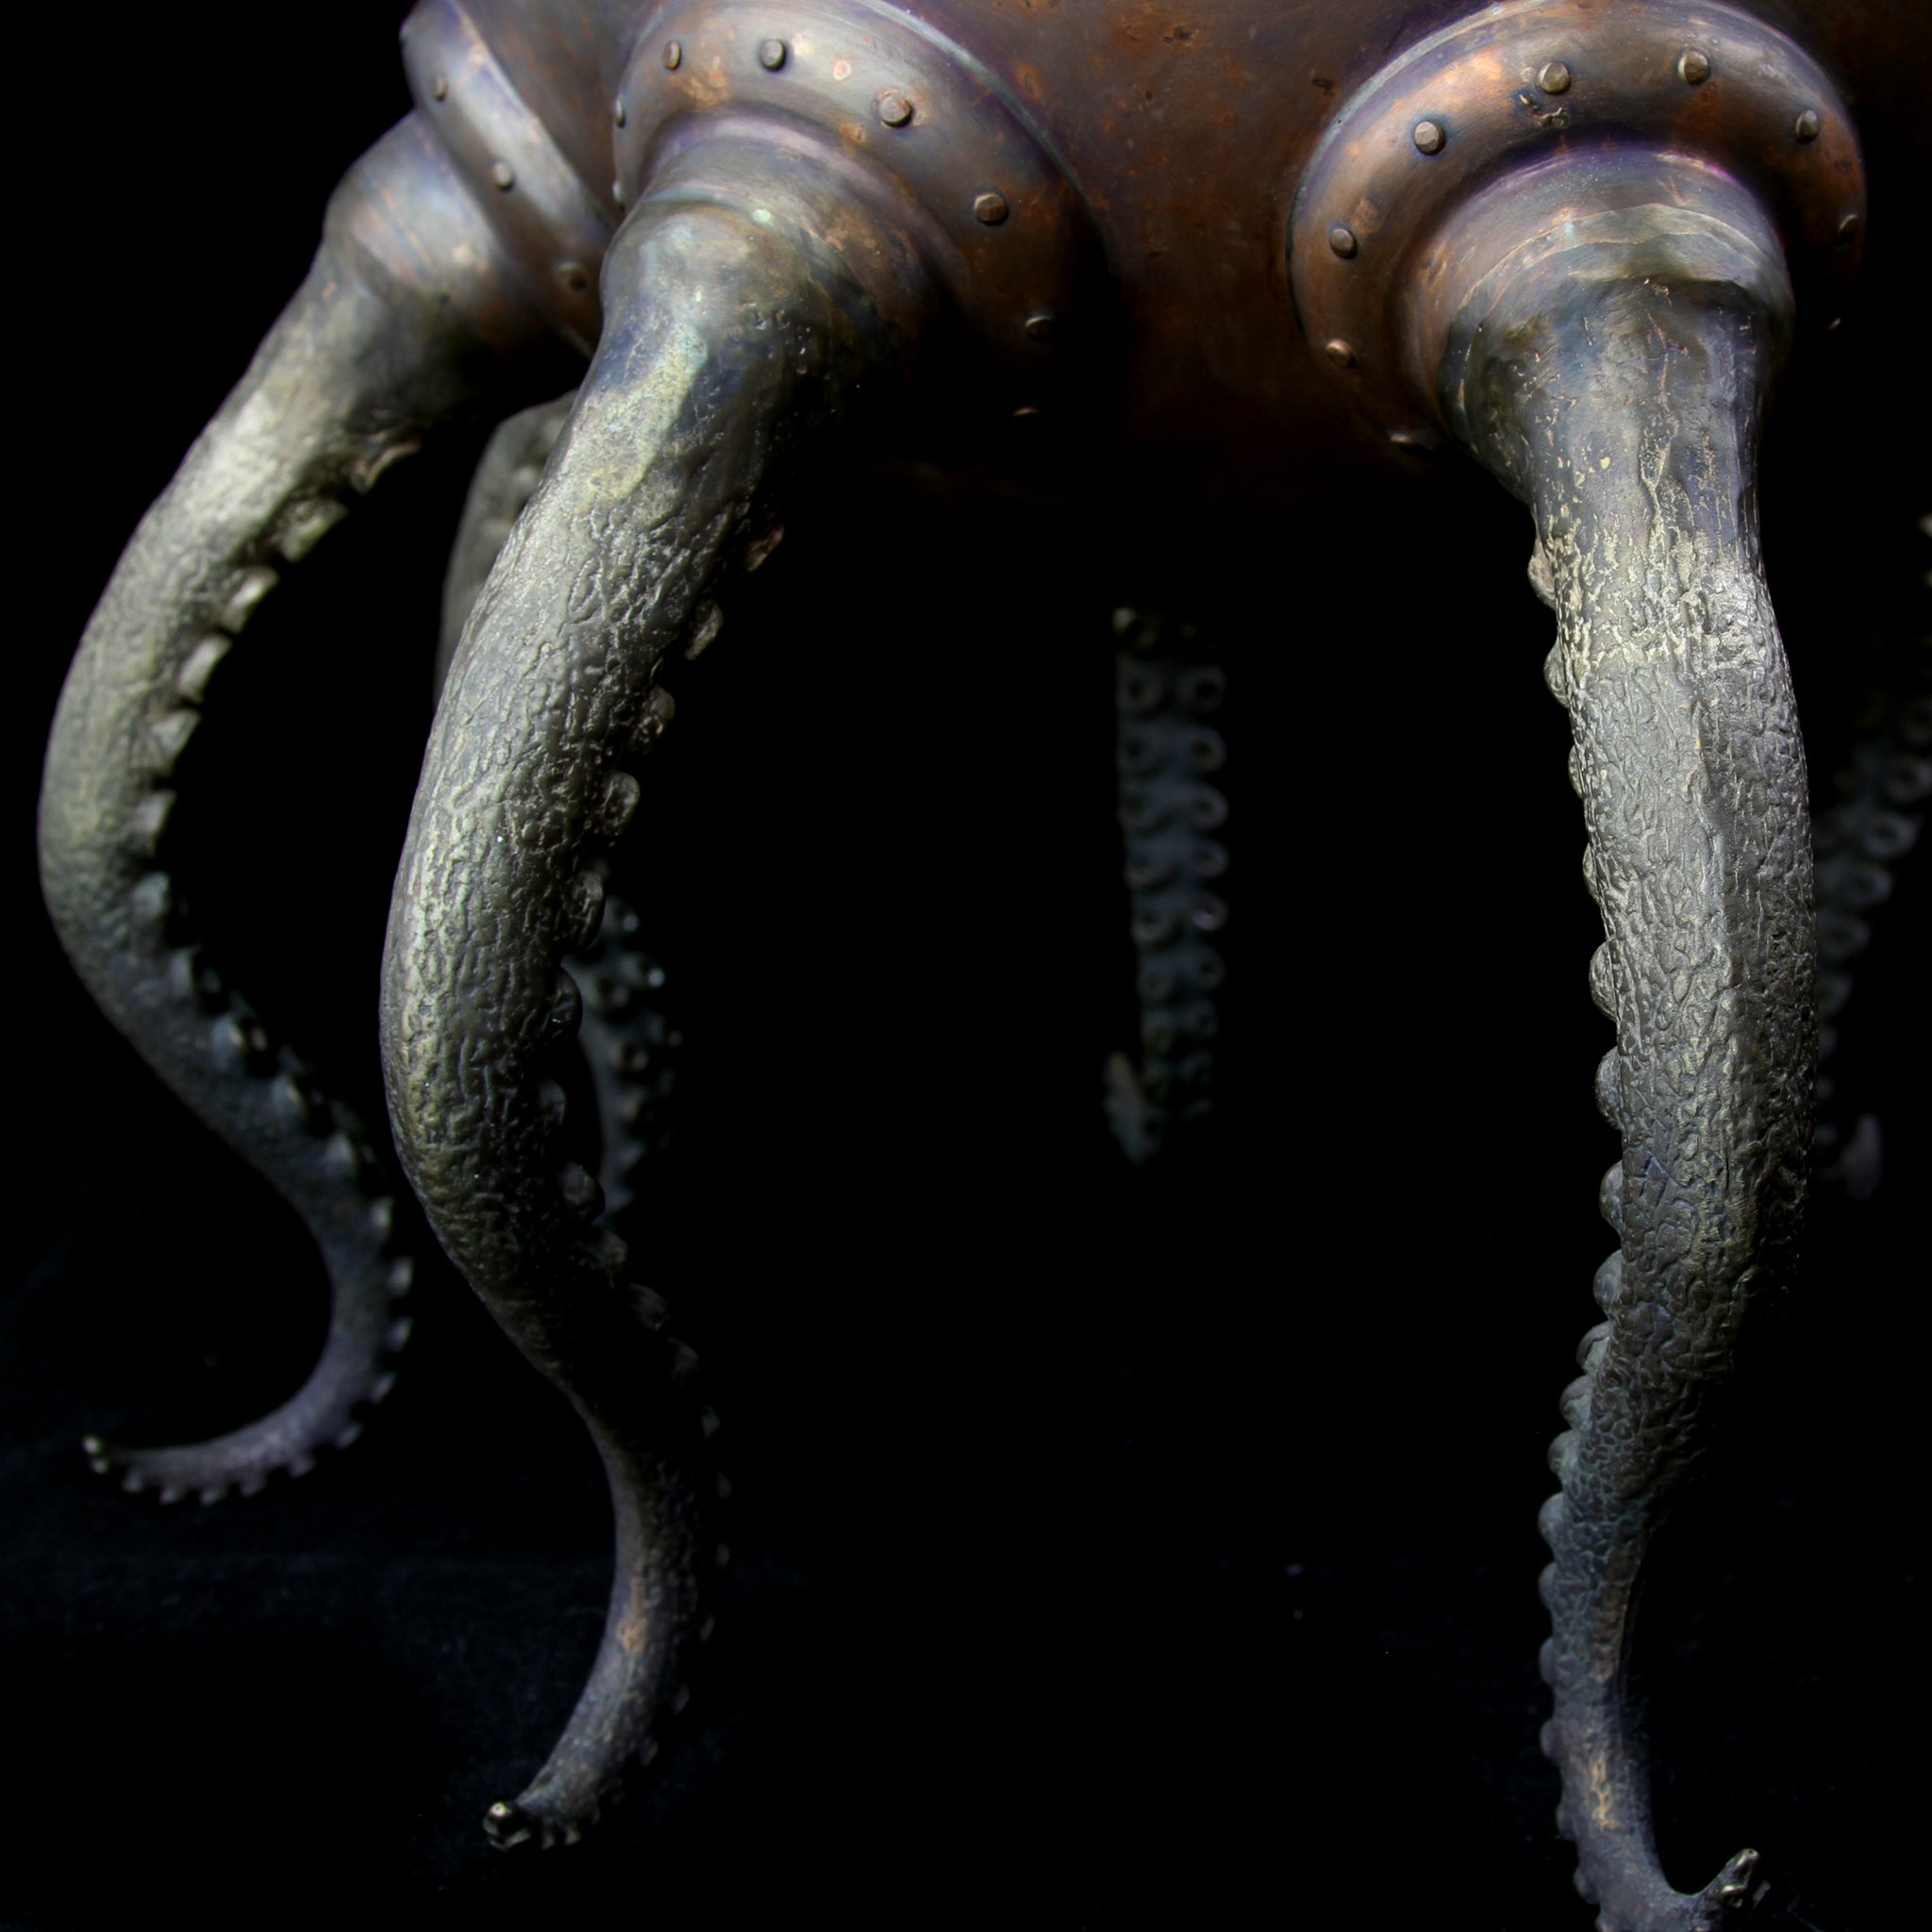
[
  {"x1": 436, "y1": 393, "x2": 680, "y2": 1217},
  {"x1": 38, "y1": 117, "x2": 551, "y2": 1501},
  {"x1": 380, "y1": 186, "x2": 901, "y2": 1844},
  {"x1": 1104, "y1": 609, "x2": 1227, "y2": 1163},
  {"x1": 436, "y1": 391, "x2": 580, "y2": 701},
  {"x1": 1445, "y1": 172, "x2": 1812, "y2": 1929}
]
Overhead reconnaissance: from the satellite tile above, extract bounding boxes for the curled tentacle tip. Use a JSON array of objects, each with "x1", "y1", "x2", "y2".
[
  {"x1": 483, "y1": 1800, "x2": 535, "y2": 1851},
  {"x1": 1705, "y1": 1849, "x2": 1761, "y2": 1910}
]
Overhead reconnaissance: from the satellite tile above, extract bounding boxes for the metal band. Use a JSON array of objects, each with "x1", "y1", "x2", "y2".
[
  {"x1": 402, "y1": 0, "x2": 616, "y2": 355},
  {"x1": 1290, "y1": 0, "x2": 1867, "y2": 444},
  {"x1": 613, "y1": 0, "x2": 1092, "y2": 392}
]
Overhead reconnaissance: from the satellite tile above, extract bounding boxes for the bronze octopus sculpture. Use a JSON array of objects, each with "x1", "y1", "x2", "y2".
[{"x1": 27, "y1": 2, "x2": 1928, "y2": 1926}]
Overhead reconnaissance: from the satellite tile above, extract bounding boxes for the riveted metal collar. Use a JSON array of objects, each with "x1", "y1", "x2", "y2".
[
  {"x1": 402, "y1": 0, "x2": 615, "y2": 355},
  {"x1": 1289, "y1": 0, "x2": 1866, "y2": 444},
  {"x1": 610, "y1": 0, "x2": 1094, "y2": 390}
]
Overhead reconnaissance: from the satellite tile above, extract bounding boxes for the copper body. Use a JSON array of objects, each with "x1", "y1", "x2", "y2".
[{"x1": 425, "y1": 0, "x2": 1918, "y2": 513}]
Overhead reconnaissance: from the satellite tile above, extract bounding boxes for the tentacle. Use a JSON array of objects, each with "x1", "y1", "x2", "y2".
[
  {"x1": 572, "y1": 888, "x2": 681, "y2": 1218},
  {"x1": 438, "y1": 396, "x2": 681, "y2": 1218},
  {"x1": 381, "y1": 177, "x2": 910, "y2": 1843},
  {"x1": 39, "y1": 116, "x2": 552, "y2": 1500},
  {"x1": 1809, "y1": 620, "x2": 1931, "y2": 1197},
  {"x1": 436, "y1": 390, "x2": 579, "y2": 701},
  {"x1": 1442, "y1": 168, "x2": 1811, "y2": 1927},
  {"x1": 1103, "y1": 608, "x2": 1227, "y2": 1163}
]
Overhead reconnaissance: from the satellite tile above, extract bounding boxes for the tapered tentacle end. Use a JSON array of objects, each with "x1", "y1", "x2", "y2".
[
  {"x1": 384, "y1": 177, "x2": 909, "y2": 1838},
  {"x1": 79, "y1": 1245, "x2": 414, "y2": 1506},
  {"x1": 480, "y1": 1414, "x2": 713, "y2": 1850},
  {"x1": 1561, "y1": 1825, "x2": 1761, "y2": 1932},
  {"x1": 40, "y1": 114, "x2": 556, "y2": 1495},
  {"x1": 1560, "y1": 1822, "x2": 1763, "y2": 1931},
  {"x1": 1440, "y1": 164, "x2": 1815, "y2": 1924},
  {"x1": 1452, "y1": 189, "x2": 1809, "y2": 1910}
]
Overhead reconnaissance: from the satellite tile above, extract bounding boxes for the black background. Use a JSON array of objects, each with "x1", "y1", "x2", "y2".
[{"x1": 4, "y1": 7, "x2": 1925, "y2": 1928}]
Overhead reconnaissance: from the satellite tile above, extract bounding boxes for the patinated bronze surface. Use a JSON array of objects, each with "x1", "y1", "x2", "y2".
[{"x1": 32, "y1": 3, "x2": 1928, "y2": 1926}]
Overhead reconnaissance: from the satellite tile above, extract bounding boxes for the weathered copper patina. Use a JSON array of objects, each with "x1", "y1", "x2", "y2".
[{"x1": 36, "y1": 5, "x2": 1926, "y2": 1927}]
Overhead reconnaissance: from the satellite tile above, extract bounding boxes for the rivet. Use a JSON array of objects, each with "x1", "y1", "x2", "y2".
[
  {"x1": 758, "y1": 38, "x2": 787, "y2": 71},
  {"x1": 558, "y1": 261, "x2": 589, "y2": 292},
  {"x1": 1836, "y1": 212, "x2": 1859, "y2": 246},
  {"x1": 613, "y1": 96, "x2": 626, "y2": 126},
  {"x1": 1537, "y1": 60, "x2": 1572, "y2": 94},
  {"x1": 1024, "y1": 311, "x2": 1055, "y2": 341},
  {"x1": 1327, "y1": 223, "x2": 1357, "y2": 258},
  {"x1": 878, "y1": 90, "x2": 913, "y2": 126},
  {"x1": 1677, "y1": 48, "x2": 1711, "y2": 85},
  {"x1": 974, "y1": 191, "x2": 1009, "y2": 225},
  {"x1": 1411, "y1": 119, "x2": 1445, "y2": 154},
  {"x1": 663, "y1": 40, "x2": 682, "y2": 70},
  {"x1": 1794, "y1": 108, "x2": 1821, "y2": 142},
  {"x1": 491, "y1": 159, "x2": 515, "y2": 191},
  {"x1": 430, "y1": 74, "x2": 448, "y2": 101},
  {"x1": 1324, "y1": 338, "x2": 1357, "y2": 368}
]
